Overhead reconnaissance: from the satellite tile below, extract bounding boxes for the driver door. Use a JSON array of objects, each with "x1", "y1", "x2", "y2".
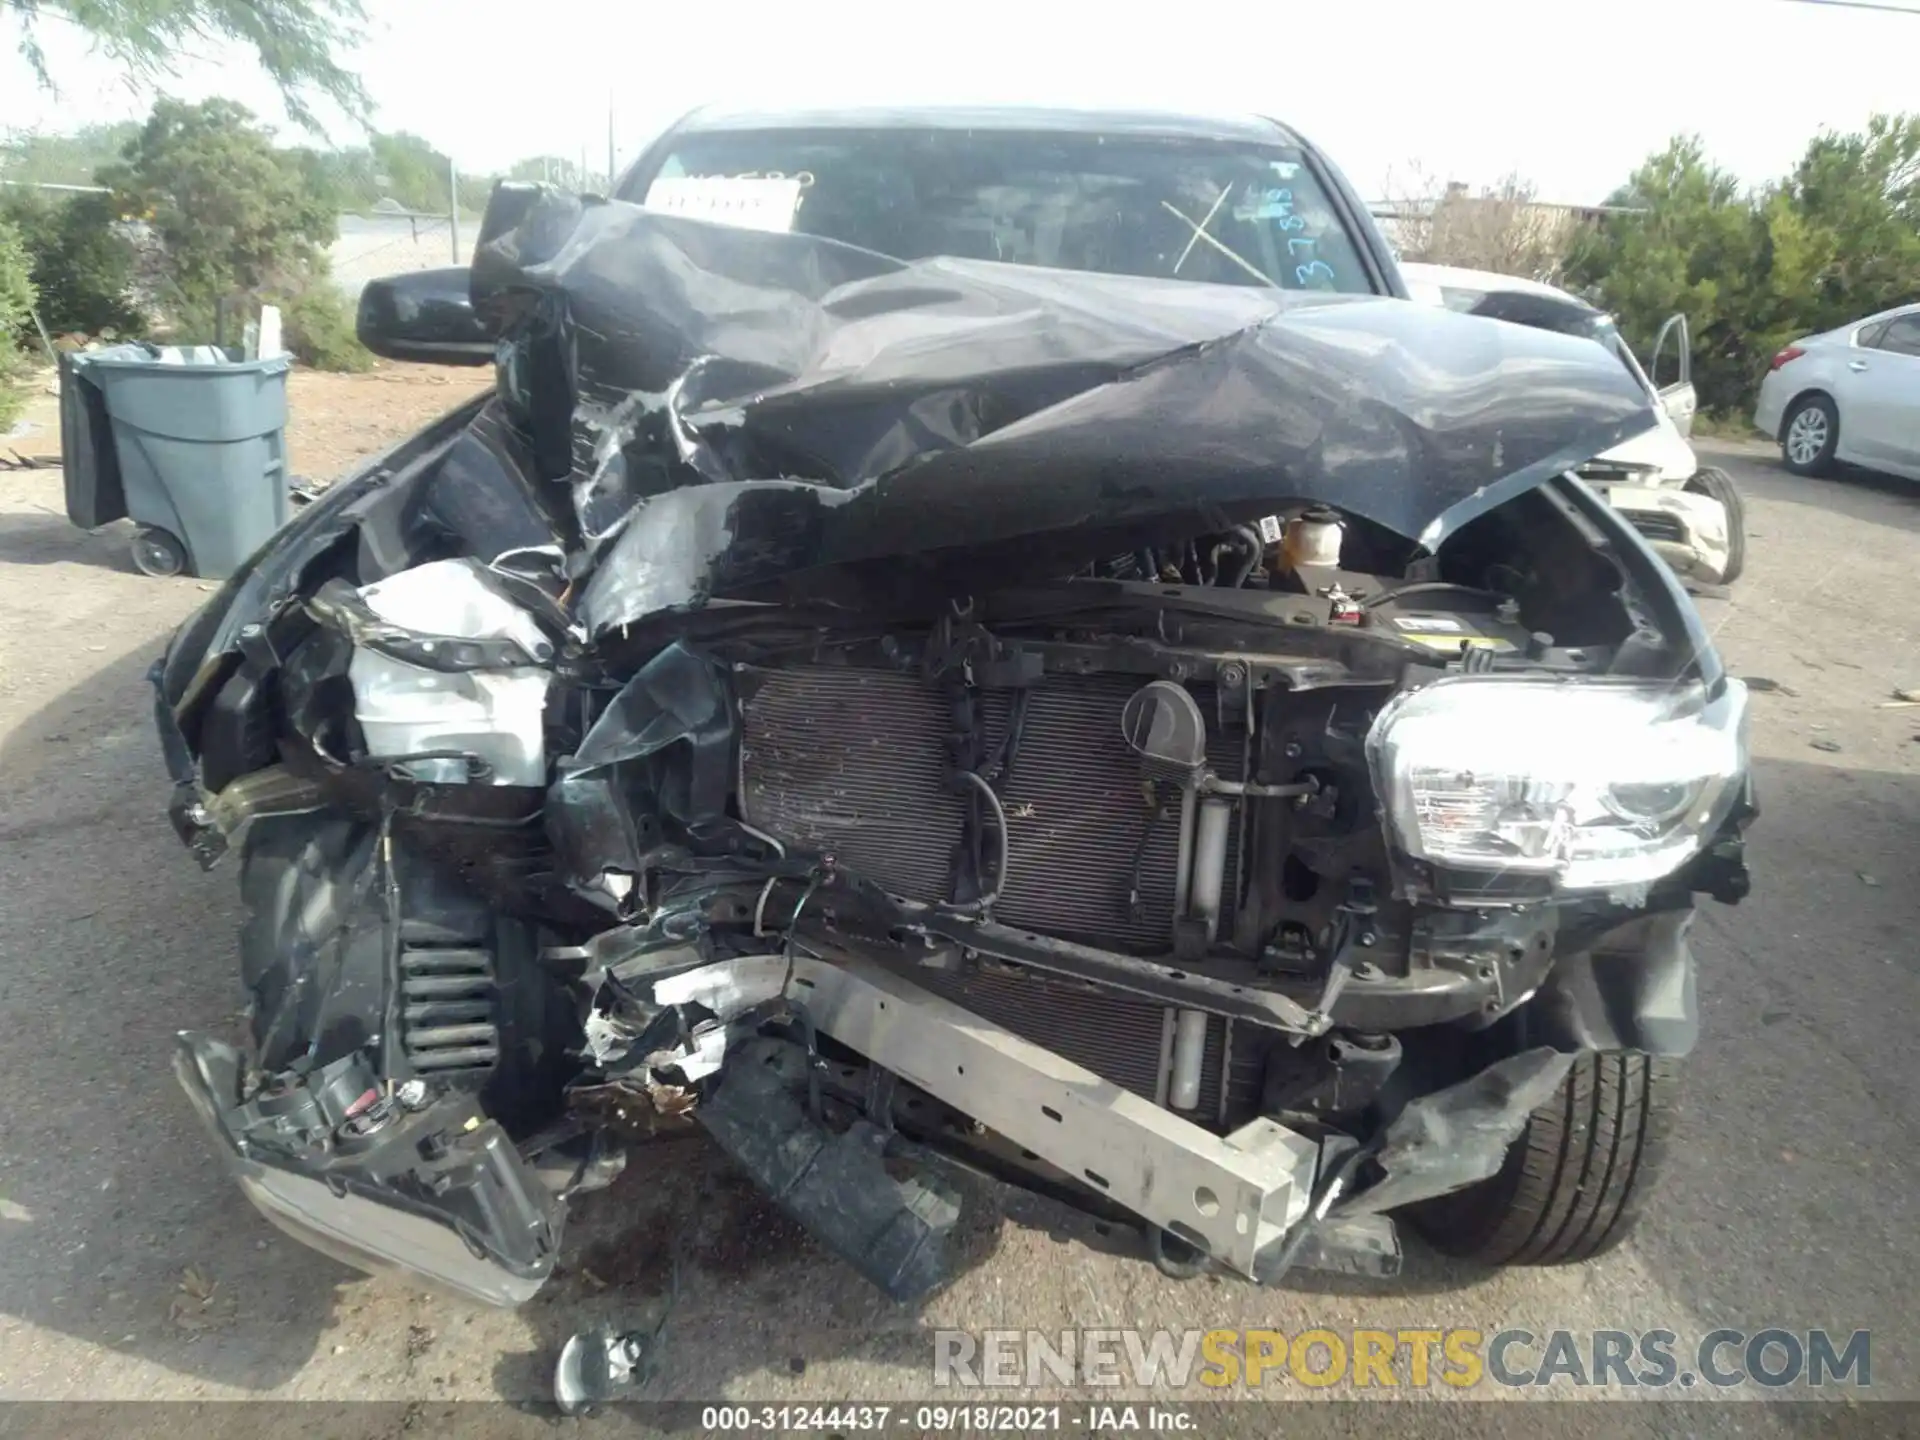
[{"x1": 1649, "y1": 313, "x2": 1696, "y2": 437}]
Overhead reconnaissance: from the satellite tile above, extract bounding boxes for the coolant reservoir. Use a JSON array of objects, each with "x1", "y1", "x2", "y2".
[
  {"x1": 346, "y1": 559, "x2": 552, "y2": 786},
  {"x1": 1283, "y1": 506, "x2": 1345, "y2": 570}
]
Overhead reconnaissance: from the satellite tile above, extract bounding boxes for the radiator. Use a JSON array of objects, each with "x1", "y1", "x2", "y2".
[
  {"x1": 737, "y1": 665, "x2": 1242, "y2": 952},
  {"x1": 736, "y1": 662, "x2": 1261, "y2": 1125},
  {"x1": 911, "y1": 960, "x2": 1265, "y2": 1125}
]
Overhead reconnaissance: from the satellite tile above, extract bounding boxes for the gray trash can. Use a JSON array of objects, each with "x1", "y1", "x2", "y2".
[{"x1": 60, "y1": 343, "x2": 291, "y2": 579}]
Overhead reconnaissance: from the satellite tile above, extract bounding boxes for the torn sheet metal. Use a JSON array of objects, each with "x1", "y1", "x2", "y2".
[
  {"x1": 566, "y1": 642, "x2": 733, "y2": 812},
  {"x1": 1337, "y1": 1048, "x2": 1575, "y2": 1216},
  {"x1": 464, "y1": 185, "x2": 1658, "y2": 633},
  {"x1": 153, "y1": 399, "x2": 558, "y2": 723},
  {"x1": 544, "y1": 643, "x2": 737, "y2": 902}
]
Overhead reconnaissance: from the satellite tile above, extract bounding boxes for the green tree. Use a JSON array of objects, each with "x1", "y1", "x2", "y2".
[
  {"x1": 0, "y1": 122, "x2": 142, "y2": 186},
  {"x1": 0, "y1": 188, "x2": 146, "y2": 335},
  {"x1": 1782, "y1": 113, "x2": 1920, "y2": 330},
  {"x1": 507, "y1": 155, "x2": 596, "y2": 192},
  {"x1": 1564, "y1": 137, "x2": 1765, "y2": 414},
  {"x1": 5, "y1": 1, "x2": 368, "y2": 127},
  {"x1": 281, "y1": 142, "x2": 359, "y2": 212},
  {"x1": 369, "y1": 132, "x2": 447, "y2": 211},
  {"x1": 367, "y1": 132, "x2": 492, "y2": 213},
  {"x1": 0, "y1": 209, "x2": 36, "y2": 426},
  {"x1": 288, "y1": 133, "x2": 494, "y2": 216},
  {"x1": 1565, "y1": 117, "x2": 1920, "y2": 417},
  {"x1": 98, "y1": 97, "x2": 336, "y2": 331}
]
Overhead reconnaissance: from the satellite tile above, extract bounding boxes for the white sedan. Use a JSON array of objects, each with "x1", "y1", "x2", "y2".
[{"x1": 1755, "y1": 303, "x2": 1920, "y2": 483}]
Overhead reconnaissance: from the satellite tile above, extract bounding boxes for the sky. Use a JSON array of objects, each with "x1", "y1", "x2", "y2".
[{"x1": 2, "y1": 0, "x2": 1916, "y2": 201}]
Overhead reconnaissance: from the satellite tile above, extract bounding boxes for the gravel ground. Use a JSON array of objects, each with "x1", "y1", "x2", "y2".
[{"x1": 1, "y1": 381, "x2": 1915, "y2": 1432}]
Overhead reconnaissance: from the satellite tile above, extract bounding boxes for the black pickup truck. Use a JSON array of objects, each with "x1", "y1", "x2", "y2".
[{"x1": 153, "y1": 105, "x2": 1754, "y2": 1363}]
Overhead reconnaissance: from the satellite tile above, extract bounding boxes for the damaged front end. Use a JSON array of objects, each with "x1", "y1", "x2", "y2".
[
  {"x1": 174, "y1": 1035, "x2": 558, "y2": 1307},
  {"x1": 153, "y1": 183, "x2": 1753, "y2": 1309}
]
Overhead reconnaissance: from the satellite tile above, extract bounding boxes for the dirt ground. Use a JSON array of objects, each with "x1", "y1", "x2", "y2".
[
  {"x1": 279, "y1": 364, "x2": 491, "y2": 484},
  {"x1": 4, "y1": 360, "x2": 488, "y2": 482},
  {"x1": 0, "y1": 366, "x2": 1916, "y2": 1433}
]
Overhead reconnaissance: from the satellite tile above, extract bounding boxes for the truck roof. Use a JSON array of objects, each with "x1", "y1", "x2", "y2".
[{"x1": 664, "y1": 103, "x2": 1304, "y2": 147}]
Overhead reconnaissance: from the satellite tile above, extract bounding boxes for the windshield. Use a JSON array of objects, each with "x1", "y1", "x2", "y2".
[{"x1": 627, "y1": 127, "x2": 1376, "y2": 294}]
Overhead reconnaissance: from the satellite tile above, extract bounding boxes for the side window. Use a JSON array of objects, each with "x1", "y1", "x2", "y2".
[
  {"x1": 1855, "y1": 319, "x2": 1890, "y2": 349},
  {"x1": 1868, "y1": 315, "x2": 1920, "y2": 358}
]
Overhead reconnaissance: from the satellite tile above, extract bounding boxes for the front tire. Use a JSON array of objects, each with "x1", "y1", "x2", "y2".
[
  {"x1": 1407, "y1": 1052, "x2": 1678, "y2": 1266},
  {"x1": 1780, "y1": 394, "x2": 1838, "y2": 477},
  {"x1": 1685, "y1": 466, "x2": 1747, "y2": 583}
]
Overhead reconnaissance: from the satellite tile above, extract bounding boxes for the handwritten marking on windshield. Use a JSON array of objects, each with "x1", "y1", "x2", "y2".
[
  {"x1": 1248, "y1": 186, "x2": 1296, "y2": 220},
  {"x1": 1168, "y1": 181, "x2": 1343, "y2": 291},
  {"x1": 1159, "y1": 199, "x2": 1277, "y2": 289},
  {"x1": 1173, "y1": 185, "x2": 1236, "y2": 275},
  {"x1": 1235, "y1": 183, "x2": 1339, "y2": 288}
]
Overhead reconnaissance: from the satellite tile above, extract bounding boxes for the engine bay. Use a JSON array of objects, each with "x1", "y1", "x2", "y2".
[{"x1": 160, "y1": 469, "x2": 1741, "y2": 1163}]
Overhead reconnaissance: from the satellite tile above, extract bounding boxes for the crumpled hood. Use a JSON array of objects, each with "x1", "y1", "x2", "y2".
[{"x1": 470, "y1": 187, "x2": 1657, "y2": 633}]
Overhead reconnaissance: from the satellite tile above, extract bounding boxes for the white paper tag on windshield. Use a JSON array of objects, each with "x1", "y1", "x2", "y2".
[{"x1": 642, "y1": 176, "x2": 803, "y2": 232}]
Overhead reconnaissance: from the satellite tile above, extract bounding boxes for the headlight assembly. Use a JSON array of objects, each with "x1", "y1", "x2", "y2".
[{"x1": 1366, "y1": 675, "x2": 1749, "y2": 893}]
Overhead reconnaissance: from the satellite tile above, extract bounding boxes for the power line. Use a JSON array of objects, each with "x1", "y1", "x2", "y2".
[{"x1": 1775, "y1": 0, "x2": 1920, "y2": 15}]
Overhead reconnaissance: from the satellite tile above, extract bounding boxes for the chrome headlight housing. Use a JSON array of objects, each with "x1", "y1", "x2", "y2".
[{"x1": 1366, "y1": 675, "x2": 1749, "y2": 893}]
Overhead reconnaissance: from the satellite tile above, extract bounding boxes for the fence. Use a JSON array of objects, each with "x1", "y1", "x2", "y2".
[{"x1": 327, "y1": 212, "x2": 476, "y2": 304}]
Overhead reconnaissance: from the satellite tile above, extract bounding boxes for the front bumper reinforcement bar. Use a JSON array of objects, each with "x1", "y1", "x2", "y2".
[{"x1": 651, "y1": 949, "x2": 1322, "y2": 1279}]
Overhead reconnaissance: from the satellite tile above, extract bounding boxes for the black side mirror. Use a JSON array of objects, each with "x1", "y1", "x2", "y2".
[{"x1": 356, "y1": 266, "x2": 496, "y2": 366}]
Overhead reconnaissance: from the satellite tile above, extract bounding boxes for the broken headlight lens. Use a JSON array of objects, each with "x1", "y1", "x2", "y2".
[{"x1": 1366, "y1": 675, "x2": 1749, "y2": 891}]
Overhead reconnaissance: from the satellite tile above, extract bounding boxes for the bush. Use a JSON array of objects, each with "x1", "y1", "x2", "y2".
[
  {"x1": 0, "y1": 214, "x2": 38, "y2": 429},
  {"x1": 277, "y1": 284, "x2": 372, "y2": 372},
  {"x1": 0, "y1": 191, "x2": 148, "y2": 339}
]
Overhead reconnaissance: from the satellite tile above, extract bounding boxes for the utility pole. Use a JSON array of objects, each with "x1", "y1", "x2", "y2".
[
  {"x1": 607, "y1": 90, "x2": 617, "y2": 194},
  {"x1": 448, "y1": 156, "x2": 461, "y2": 262}
]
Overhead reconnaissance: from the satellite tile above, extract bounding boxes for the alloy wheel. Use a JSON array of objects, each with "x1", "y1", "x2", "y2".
[{"x1": 1786, "y1": 407, "x2": 1828, "y2": 467}]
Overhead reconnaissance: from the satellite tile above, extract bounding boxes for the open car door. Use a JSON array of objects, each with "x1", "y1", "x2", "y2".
[{"x1": 1650, "y1": 313, "x2": 1696, "y2": 437}]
